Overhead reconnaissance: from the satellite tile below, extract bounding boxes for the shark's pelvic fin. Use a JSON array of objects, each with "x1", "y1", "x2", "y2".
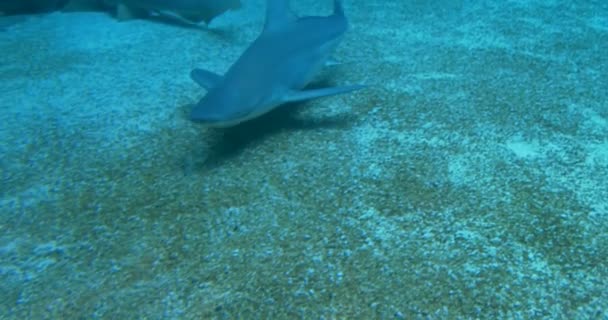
[{"x1": 190, "y1": 69, "x2": 223, "y2": 90}]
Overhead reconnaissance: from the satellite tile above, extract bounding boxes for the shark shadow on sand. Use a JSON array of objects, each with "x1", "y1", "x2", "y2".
[{"x1": 191, "y1": 91, "x2": 356, "y2": 171}]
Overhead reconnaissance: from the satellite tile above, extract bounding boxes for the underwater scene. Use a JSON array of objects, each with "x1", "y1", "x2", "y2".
[{"x1": 1, "y1": 0, "x2": 607, "y2": 318}]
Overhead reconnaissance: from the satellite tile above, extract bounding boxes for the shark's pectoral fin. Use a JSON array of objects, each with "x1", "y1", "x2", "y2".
[
  {"x1": 284, "y1": 85, "x2": 366, "y2": 103},
  {"x1": 190, "y1": 69, "x2": 223, "y2": 90}
]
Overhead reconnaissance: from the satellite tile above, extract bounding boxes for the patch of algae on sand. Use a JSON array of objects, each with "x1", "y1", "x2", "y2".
[
  {"x1": 3, "y1": 67, "x2": 607, "y2": 319},
  {"x1": 4, "y1": 114, "x2": 606, "y2": 319}
]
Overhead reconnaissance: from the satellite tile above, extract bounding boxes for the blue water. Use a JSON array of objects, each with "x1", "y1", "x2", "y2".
[{"x1": 1, "y1": 0, "x2": 607, "y2": 318}]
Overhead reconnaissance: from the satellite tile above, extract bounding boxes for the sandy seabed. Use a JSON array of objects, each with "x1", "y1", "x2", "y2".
[{"x1": 1, "y1": 0, "x2": 607, "y2": 318}]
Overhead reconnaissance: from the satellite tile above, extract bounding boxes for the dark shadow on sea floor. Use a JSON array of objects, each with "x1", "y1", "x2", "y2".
[{"x1": 197, "y1": 102, "x2": 354, "y2": 171}]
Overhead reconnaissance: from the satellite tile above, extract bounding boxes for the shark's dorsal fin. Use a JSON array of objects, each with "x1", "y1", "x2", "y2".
[{"x1": 263, "y1": 0, "x2": 296, "y2": 33}]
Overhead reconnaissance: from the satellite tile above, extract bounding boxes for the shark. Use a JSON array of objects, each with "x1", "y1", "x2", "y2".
[
  {"x1": 189, "y1": 0, "x2": 365, "y2": 127},
  {"x1": 64, "y1": 0, "x2": 241, "y2": 24}
]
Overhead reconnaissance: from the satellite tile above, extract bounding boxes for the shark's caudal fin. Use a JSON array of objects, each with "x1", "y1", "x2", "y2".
[
  {"x1": 264, "y1": 0, "x2": 296, "y2": 32},
  {"x1": 284, "y1": 85, "x2": 367, "y2": 104},
  {"x1": 190, "y1": 69, "x2": 223, "y2": 90}
]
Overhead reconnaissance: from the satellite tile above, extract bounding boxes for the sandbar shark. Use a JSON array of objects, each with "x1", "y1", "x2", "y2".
[
  {"x1": 64, "y1": 0, "x2": 241, "y2": 24},
  {"x1": 189, "y1": 0, "x2": 365, "y2": 127}
]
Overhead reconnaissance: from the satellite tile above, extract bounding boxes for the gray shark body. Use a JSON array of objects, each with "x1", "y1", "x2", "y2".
[
  {"x1": 189, "y1": 0, "x2": 365, "y2": 127},
  {"x1": 64, "y1": 0, "x2": 241, "y2": 24}
]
